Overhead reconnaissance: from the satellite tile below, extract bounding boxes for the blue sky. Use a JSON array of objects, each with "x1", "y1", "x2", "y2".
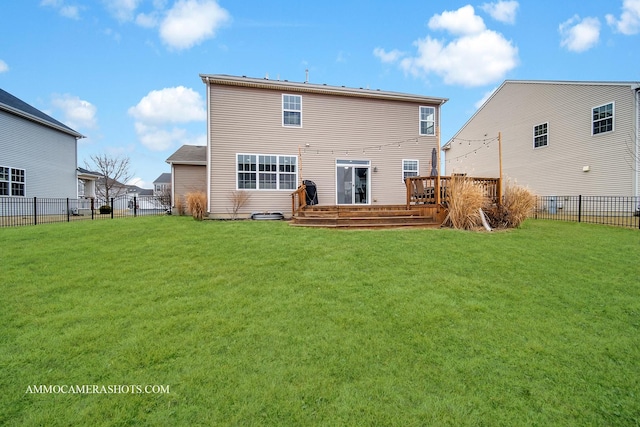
[{"x1": 1, "y1": 0, "x2": 639, "y2": 188}]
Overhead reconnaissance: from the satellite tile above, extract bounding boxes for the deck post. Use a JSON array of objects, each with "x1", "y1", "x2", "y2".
[
  {"x1": 405, "y1": 178, "x2": 411, "y2": 208},
  {"x1": 435, "y1": 176, "x2": 440, "y2": 205}
]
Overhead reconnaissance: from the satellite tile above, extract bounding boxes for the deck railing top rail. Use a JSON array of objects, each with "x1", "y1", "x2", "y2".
[{"x1": 405, "y1": 176, "x2": 501, "y2": 207}]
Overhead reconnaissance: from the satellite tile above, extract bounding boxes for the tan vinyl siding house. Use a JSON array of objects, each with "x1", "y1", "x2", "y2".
[
  {"x1": 443, "y1": 81, "x2": 640, "y2": 197},
  {"x1": 165, "y1": 145, "x2": 206, "y2": 211},
  {"x1": 201, "y1": 74, "x2": 447, "y2": 218}
]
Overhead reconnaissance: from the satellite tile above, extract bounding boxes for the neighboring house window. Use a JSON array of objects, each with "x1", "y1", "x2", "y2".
[
  {"x1": 592, "y1": 102, "x2": 614, "y2": 135},
  {"x1": 237, "y1": 154, "x2": 297, "y2": 190},
  {"x1": 283, "y1": 94, "x2": 302, "y2": 127},
  {"x1": 533, "y1": 123, "x2": 548, "y2": 148},
  {"x1": 403, "y1": 159, "x2": 419, "y2": 180},
  {"x1": 0, "y1": 166, "x2": 25, "y2": 196},
  {"x1": 419, "y1": 106, "x2": 435, "y2": 136}
]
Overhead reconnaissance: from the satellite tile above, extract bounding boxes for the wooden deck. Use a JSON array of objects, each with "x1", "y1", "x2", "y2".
[
  {"x1": 289, "y1": 175, "x2": 500, "y2": 229},
  {"x1": 290, "y1": 204, "x2": 446, "y2": 228}
]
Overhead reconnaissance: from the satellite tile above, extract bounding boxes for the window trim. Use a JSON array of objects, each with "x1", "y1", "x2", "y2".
[
  {"x1": 592, "y1": 102, "x2": 614, "y2": 136},
  {"x1": 402, "y1": 159, "x2": 419, "y2": 181},
  {"x1": 533, "y1": 122, "x2": 549, "y2": 149},
  {"x1": 419, "y1": 106, "x2": 435, "y2": 136},
  {"x1": 236, "y1": 153, "x2": 298, "y2": 191},
  {"x1": 0, "y1": 165, "x2": 26, "y2": 197},
  {"x1": 282, "y1": 94, "x2": 302, "y2": 128}
]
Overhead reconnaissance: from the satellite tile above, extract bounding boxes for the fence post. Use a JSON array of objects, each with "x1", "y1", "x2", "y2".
[
  {"x1": 110, "y1": 198, "x2": 114, "y2": 219},
  {"x1": 33, "y1": 197, "x2": 37, "y2": 225},
  {"x1": 91, "y1": 198, "x2": 94, "y2": 220},
  {"x1": 578, "y1": 195, "x2": 582, "y2": 223},
  {"x1": 134, "y1": 196, "x2": 137, "y2": 217},
  {"x1": 67, "y1": 198, "x2": 70, "y2": 222}
]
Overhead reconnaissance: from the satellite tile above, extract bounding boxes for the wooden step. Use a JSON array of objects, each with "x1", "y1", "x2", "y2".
[{"x1": 292, "y1": 204, "x2": 444, "y2": 228}]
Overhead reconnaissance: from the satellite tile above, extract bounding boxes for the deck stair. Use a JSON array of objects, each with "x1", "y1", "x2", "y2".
[{"x1": 291, "y1": 204, "x2": 443, "y2": 228}]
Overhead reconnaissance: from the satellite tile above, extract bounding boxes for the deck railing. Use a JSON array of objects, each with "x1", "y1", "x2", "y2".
[
  {"x1": 291, "y1": 184, "x2": 307, "y2": 216},
  {"x1": 405, "y1": 176, "x2": 501, "y2": 207}
]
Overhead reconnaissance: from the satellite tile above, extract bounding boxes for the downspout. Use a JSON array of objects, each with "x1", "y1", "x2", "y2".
[
  {"x1": 205, "y1": 76, "x2": 212, "y2": 214},
  {"x1": 635, "y1": 87, "x2": 640, "y2": 198}
]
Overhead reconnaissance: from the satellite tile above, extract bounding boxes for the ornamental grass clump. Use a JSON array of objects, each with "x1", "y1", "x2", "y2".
[
  {"x1": 185, "y1": 191, "x2": 207, "y2": 221},
  {"x1": 501, "y1": 182, "x2": 536, "y2": 228},
  {"x1": 485, "y1": 180, "x2": 536, "y2": 229},
  {"x1": 444, "y1": 175, "x2": 488, "y2": 230}
]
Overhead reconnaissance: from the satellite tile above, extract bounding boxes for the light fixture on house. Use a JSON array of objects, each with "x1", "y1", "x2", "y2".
[
  {"x1": 373, "y1": 167, "x2": 378, "y2": 172},
  {"x1": 583, "y1": 166, "x2": 590, "y2": 172}
]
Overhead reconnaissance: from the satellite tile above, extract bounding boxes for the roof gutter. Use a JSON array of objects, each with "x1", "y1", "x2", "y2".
[{"x1": 0, "y1": 103, "x2": 85, "y2": 139}]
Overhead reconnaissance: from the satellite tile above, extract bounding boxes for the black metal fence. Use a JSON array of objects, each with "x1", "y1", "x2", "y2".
[
  {"x1": 534, "y1": 195, "x2": 640, "y2": 229},
  {"x1": 0, "y1": 195, "x2": 171, "y2": 227}
]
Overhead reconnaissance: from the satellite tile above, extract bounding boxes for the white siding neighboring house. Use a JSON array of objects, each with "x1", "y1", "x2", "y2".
[
  {"x1": 153, "y1": 172, "x2": 171, "y2": 196},
  {"x1": 443, "y1": 81, "x2": 640, "y2": 197},
  {"x1": 0, "y1": 88, "x2": 84, "y2": 198},
  {"x1": 200, "y1": 74, "x2": 447, "y2": 218}
]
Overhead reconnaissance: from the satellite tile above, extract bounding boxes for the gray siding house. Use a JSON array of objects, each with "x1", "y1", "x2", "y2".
[
  {"x1": 200, "y1": 74, "x2": 447, "y2": 218},
  {"x1": 0, "y1": 88, "x2": 84, "y2": 199},
  {"x1": 443, "y1": 81, "x2": 640, "y2": 197}
]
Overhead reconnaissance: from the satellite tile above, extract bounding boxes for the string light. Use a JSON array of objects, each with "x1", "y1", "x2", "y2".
[
  {"x1": 444, "y1": 136, "x2": 498, "y2": 164},
  {"x1": 298, "y1": 137, "x2": 421, "y2": 156}
]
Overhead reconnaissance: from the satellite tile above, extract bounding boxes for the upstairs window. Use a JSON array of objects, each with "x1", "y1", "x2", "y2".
[
  {"x1": 419, "y1": 106, "x2": 435, "y2": 135},
  {"x1": 283, "y1": 94, "x2": 302, "y2": 127},
  {"x1": 402, "y1": 159, "x2": 419, "y2": 180},
  {"x1": 533, "y1": 123, "x2": 548, "y2": 148},
  {"x1": 592, "y1": 102, "x2": 613, "y2": 135},
  {"x1": 0, "y1": 166, "x2": 25, "y2": 196}
]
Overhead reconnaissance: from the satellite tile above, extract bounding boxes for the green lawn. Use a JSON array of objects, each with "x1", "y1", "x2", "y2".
[{"x1": 1, "y1": 217, "x2": 639, "y2": 426}]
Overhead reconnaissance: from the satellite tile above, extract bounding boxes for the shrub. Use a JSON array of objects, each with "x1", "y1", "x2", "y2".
[
  {"x1": 485, "y1": 180, "x2": 536, "y2": 229},
  {"x1": 99, "y1": 205, "x2": 112, "y2": 214},
  {"x1": 175, "y1": 196, "x2": 186, "y2": 216},
  {"x1": 227, "y1": 190, "x2": 251, "y2": 219},
  {"x1": 185, "y1": 192, "x2": 207, "y2": 221},
  {"x1": 443, "y1": 175, "x2": 488, "y2": 230},
  {"x1": 501, "y1": 181, "x2": 536, "y2": 228}
]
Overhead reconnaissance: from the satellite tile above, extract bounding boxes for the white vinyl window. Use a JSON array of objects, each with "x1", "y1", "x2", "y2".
[
  {"x1": 419, "y1": 106, "x2": 435, "y2": 136},
  {"x1": 533, "y1": 123, "x2": 548, "y2": 148},
  {"x1": 592, "y1": 102, "x2": 614, "y2": 135},
  {"x1": 237, "y1": 154, "x2": 297, "y2": 190},
  {"x1": 0, "y1": 166, "x2": 25, "y2": 196},
  {"x1": 402, "y1": 159, "x2": 419, "y2": 181},
  {"x1": 283, "y1": 94, "x2": 302, "y2": 127}
]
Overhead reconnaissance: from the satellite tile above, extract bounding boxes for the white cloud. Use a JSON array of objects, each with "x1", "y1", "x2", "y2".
[
  {"x1": 135, "y1": 12, "x2": 160, "y2": 28},
  {"x1": 128, "y1": 177, "x2": 147, "y2": 187},
  {"x1": 159, "y1": 0, "x2": 230, "y2": 50},
  {"x1": 428, "y1": 5, "x2": 486, "y2": 35},
  {"x1": 129, "y1": 86, "x2": 206, "y2": 151},
  {"x1": 373, "y1": 47, "x2": 405, "y2": 63},
  {"x1": 40, "y1": 0, "x2": 81, "y2": 20},
  {"x1": 376, "y1": 5, "x2": 518, "y2": 87},
  {"x1": 481, "y1": 1, "x2": 519, "y2": 24},
  {"x1": 134, "y1": 123, "x2": 187, "y2": 151},
  {"x1": 606, "y1": 0, "x2": 640, "y2": 35},
  {"x1": 0, "y1": 60, "x2": 8, "y2": 73},
  {"x1": 559, "y1": 16, "x2": 600, "y2": 52},
  {"x1": 475, "y1": 86, "x2": 498, "y2": 109},
  {"x1": 128, "y1": 86, "x2": 206, "y2": 124},
  {"x1": 103, "y1": 0, "x2": 143, "y2": 22},
  {"x1": 51, "y1": 94, "x2": 97, "y2": 130}
]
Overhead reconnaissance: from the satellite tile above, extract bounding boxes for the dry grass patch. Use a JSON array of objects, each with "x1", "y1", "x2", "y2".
[
  {"x1": 185, "y1": 191, "x2": 207, "y2": 220},
  {"x1": 486, "y1": 180, "x2": 537, "y2": 229},
  {"x1": 443, "y1": 175, "x2": 488, "y2": 230}
]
